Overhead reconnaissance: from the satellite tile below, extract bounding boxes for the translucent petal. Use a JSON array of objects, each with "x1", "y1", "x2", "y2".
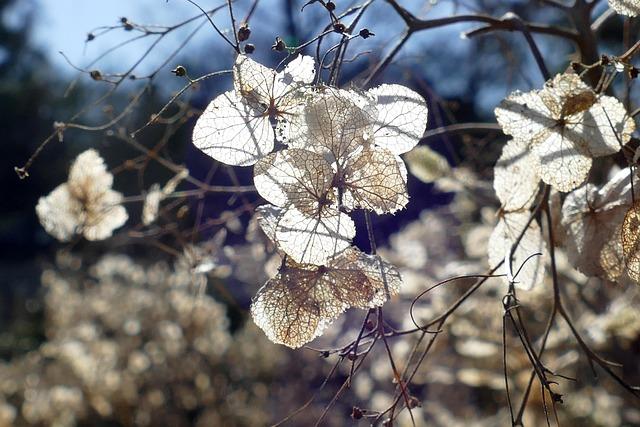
[
  {"x1": 341, "y1": 147, "x2": 409, "y2": 214},
  {"x1": 369, "y1": 84, "x2": 429, "y2": 154},
  {"x1": 561, "y1": 179, "x2": 631, "y2": 279},
  {"x1": 495, "y1": 91, "x2": 555, "y2": 143},
  {"x1": 251, "y1": 271, "x2": 334, "y2": 348},
  {"x1": 275, "y1": 206, "x2": 355, "y2": 265},
  {"x1": 576, "y1": 95, "x2": 635, "y2": 157},
  {"x1": 255, "y1": 204, "x2": 284, "y2": 244},
  {"x1": 35, "y1": 184, "x2": 82, "y2": 242},
  {"x1": 493, "y1": 139, "x2": 540, "y2": 210},
  {"x1": 273, "y1": 55, "x2": 316, "y2": 98},
  {"x1": 289, "y1": 88, "x2": 373, "y2": 162},
  {"x1": 192, "y1": 90, "x2": 273, "y2": 166},
  {"x1": 532, "y1": 131, "x2": 592, "y2": 192},
  {"x1": 539, "y1": 73, "x2": 595, "y2": 118},
  {"x1": 233, "y1": 54, "x2": 275, "y2": 107},
  {"x1": 250, "y1": 247, "x2": 401, "y2": 348},
  {"x1": 622, "y1": 203, "x2": 640, "y2": 283},
  {"x1": 608, "y1": 0, "x2": 640, "y2": 16},
  {"x1": 253, "y1": 148, "x2": 334, "y2": 213},
  {"x1": 488, "y1": 211, "x2": 546, "y2": 290}
]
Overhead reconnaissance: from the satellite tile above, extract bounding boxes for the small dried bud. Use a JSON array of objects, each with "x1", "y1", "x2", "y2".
[
  {"x1": 120, "y1": 16, "x2": 128, "y2": 24},
  {"x1": 347, "y1": 352, "x2": 358, "y2": 361},
  {"x1": 600, "y1": 54, "x2": 610, "y2": 66},
  {"x1": 365, "y1": 319, "x2": 375, "y2": 330},
  {"x1": 129, "y1": 74, "x2": 137, "y2": 80},
  {"x1": 86, "y1": 33, "x2": 95, "y2": 42},
  {"x1": 244, "y1": 43, "x2": 255, "y2": 54},
  {"x1": 321, "y1": 350, "x2": 330, "y2": 358},
  {"x1": 408, "y1": 396, "x2": 421, "y2": 409},
  {"x1": 629, "y1": 66, "x2": 639, "y2": 79},
  {"x1": 333, "y1": 22, "x2": 346, "y2": 33},
  {"x1": 172, "y1": 65, "x2": 187, "y2": 77},
  {"x1": 90, "y1": 70, "x2": 102, "y2": 81},
  {"x1": 237, "y1": 24, "x2": 251, "y2": 42},
  {"x1": 351, "y1": 407, "x2": 363, "y2": 420},
  {"x1": 570, "y1": 62, "x2": 581, "y2": 72},
  {"x1": 359, "y1": 28, "x2": 374, "y2": 39},
  {"x1": 326, "y1": 1, "x2": 336, "y2": 11},
  {"x1": 272, "y1": 37, "x2": 286, "y2": 51}
]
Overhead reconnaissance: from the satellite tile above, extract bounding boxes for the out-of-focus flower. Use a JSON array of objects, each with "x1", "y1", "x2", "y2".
[{"x1": 36, "y1": 149, "x2": 128, "y2": 241}]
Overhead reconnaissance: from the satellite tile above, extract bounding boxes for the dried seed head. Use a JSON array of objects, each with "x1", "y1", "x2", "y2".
[
  {"x1": 272, "y1": 36, "x2": 286, "y2": 51},
  {"x1": 237, "y1": 23, "x2": 251, "y2": 42},
  {"x1": 243, "y1": 43, "x2": 255, "y2": 54},
  {"x1": 171, "y1": 66, "x2": 187, "y2": 77}
]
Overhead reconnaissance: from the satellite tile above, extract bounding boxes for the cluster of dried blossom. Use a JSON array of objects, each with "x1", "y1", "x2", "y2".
[
  {"x1": 192, "y1": 54, "x2": 429, "y2": 347},
  {"x1": 35, "y1": 150, "x2": 128, "y2": 242},
  {"x1": 492, "y1": 72, "x2": 638, "y2": 288}
]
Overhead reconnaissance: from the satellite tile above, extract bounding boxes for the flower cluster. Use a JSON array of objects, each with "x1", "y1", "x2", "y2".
[
  {"x1": 495, "y1": 73, "x2": 635, "y2": 192},
  {"x1": 192, "y1": 54, "x2": 429, "y2": 347},
  {"x1": 608, "y1": 0, "x2": 640, "y2": 16},
  {"x1": 35, "y1": 149, "x2": 128, "y2": 241},
  {"x1": 491, "y1": 72, "x2": 638, "y2": 289}
]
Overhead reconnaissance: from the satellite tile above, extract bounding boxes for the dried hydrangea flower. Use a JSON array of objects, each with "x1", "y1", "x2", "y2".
[
  {"x1": 561, "y1": 168, "x2": 636, "y2": 280},
  {"x1": 488, "y1": 211, "x2": 546, "y2": 290},
  {"x1": 192, "y1": 54, "x2": 315, "y2": 166},
  {"x1": 250, "y1": 247, "x2": 401, "y2": 348},
  {"x1": 608, "y1": 0, "x2": 640, "y2": 16},
  {"x1": 276, "y1": 89, "x2": 412, "y2": 214},
  {"x1": 495, "y1": 73, "x2": 635, "y2": 192},
  {"x1": 36, "y1": 149, "x2": 128, "y2": 241},
  {"x1": 493, "y1": 139, "x2": 540, "y2": 211}
]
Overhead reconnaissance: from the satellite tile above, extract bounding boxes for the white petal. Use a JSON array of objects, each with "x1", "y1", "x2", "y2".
[
  {"x1": 275, "y1": 206, "x2": 355, "y2": 265},
  {"x1": 576, "y1": 95, "x2": 635, "y2": 157},
  {"x1": 233, "y1": 54, "x2": 275, "y2": 107},
  {"x1": 369, "y1": 84, "x2": 429, "y2": 155},
  {"x1": 341, "y1": 147, "x2": 409, "y2": 214},
  {"x1": 192, "y1": 90, "x2": 273, "y2": 166},
  {"x1": 493, "y1": 139, "x2": 540, "y2": 210},
  {"x1": 488, "y1": 211, "x2": 546, "y2": 290},
  {"x1": 288, "y1": 87, "x2": 373, "y2": 162},
  {"x1": 495, "y1": 91, "x2": 555, "y2": 143},
  {"x1": 253, "y1": 148, "x2": 334, "y2": 211},
  {"x1": 532, "y1": 131, "x2": 592, "y2": 192}
]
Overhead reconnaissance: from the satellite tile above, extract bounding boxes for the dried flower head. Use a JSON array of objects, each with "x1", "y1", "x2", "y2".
[
  {"x1": 251, "y1": 247, "x2": 401, "y2": 348},
  {"x1": 192, "y1": 54, "x2": 315, "y2": 166},
  {"x1": 495, "y1": 73, "x2": 635, "y2": 192},
  {"x1": 36, "y1": 149, "x2": 128, "y2": 241}
]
